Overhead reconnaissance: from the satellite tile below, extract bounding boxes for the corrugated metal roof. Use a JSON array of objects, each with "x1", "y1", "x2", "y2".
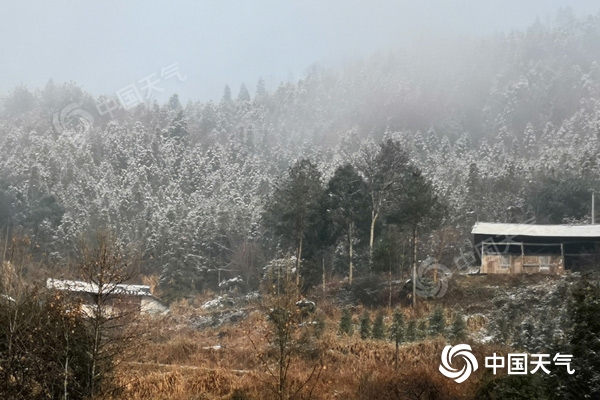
[
  {"x1": 472, "y1": 222, "x2": 600, "y2": 237},
  {"x1": 47, "y1": 278, "x2": 151, "y2": 296}
]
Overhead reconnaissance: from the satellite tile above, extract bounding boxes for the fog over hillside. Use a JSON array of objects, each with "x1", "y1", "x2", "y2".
[
  {"x1": 3, "y1": 3, "x2": 600, "y2": 400},
  {"x1": 2, "y1": 9, "x2": 600, "y2": 296},
  {"x1": 1, "y1": 1, "x2": 598, "y2": 100}
]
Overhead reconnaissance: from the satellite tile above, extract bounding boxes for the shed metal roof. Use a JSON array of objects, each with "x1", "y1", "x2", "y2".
[
  {"x1": 472, "y1": 222, "x2": 600, "y2": 238},
  {"x1": 47, "y1": 278, "x2": 151, "y2": 296}
]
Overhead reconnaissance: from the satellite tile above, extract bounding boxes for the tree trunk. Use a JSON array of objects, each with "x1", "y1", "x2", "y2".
[
  {"x1": 63, "y1": 331, "x2": 69, "y2": 400},
  {"x1": 395, "y1": 339, "x2": 399, "y2": 370},
  {"x1": 322, "y1": 256, "x2": 326, "y2": 295},
  {"x1": 434, "y1": 231, "x2": 445, "y2": 284},
  {"x1": 412, "y1": 225, "x2": 418, "y2": 309},
  {"x1": 369, "y1": 211, "x2": 378, "y2": 273},
  {"x1": 296, "y1": 235, "x2": 303, "y2": 287},
  {"x1": 90, "y1": 310, "x2": 101, "y2": 398},
  {"x1": 349, "y1": 222, "x2": 354, "y2": 285},
  {"x1": 388, "y1": 264, "x2": 392, "y2": 309},
  {"x1": 279, "y1": 341, "x2": 285, "y2": 400}
]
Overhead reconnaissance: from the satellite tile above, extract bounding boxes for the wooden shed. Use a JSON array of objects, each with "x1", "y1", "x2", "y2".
[{"x1": 472, "y1": 222, "x2": 600, "y2": 274}]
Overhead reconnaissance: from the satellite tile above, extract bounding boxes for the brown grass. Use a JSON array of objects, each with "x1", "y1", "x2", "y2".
[
  {"x1": 106, "y1": 291, "x2": 515, "y2": 400},
  {"x1": 111, "y1": 366, "x2": 249, "y2": 400}
]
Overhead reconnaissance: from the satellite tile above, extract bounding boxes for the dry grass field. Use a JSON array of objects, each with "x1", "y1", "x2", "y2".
[{"x1": 107, "y1": 287, "x2": 517, "y2": 400}]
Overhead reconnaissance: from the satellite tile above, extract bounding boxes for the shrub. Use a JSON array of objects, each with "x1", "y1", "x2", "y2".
[
  {"x1": 259, "y1": 263, "x2": 323, "y2": 399},
  {"x1": 355, "y1": 364, "x2": 465, "y2": 400},
  {"x1": 351, "y1": 275, "x2": 385, "y2": 307},
  {"x1": 449, "y1": 311, "x2": 467, "y2": 343},
  {"x1": 417, "y1": 319, "x2": 428, "y2": 340},
  {"x1": 389, "y1": 309, "x2": 405, "y2": 369},
  {"x1": 405, "y1": 320, "x2": 417, "y2": 342},
  {"x1": 476, "y1": 374, "x2": 549, "y2": 400},
  {"x1": 389, "y1": 309, "x2": 405, "y2": 344},
  {"x1": 372, "y1": 311, "x2": 385, "y2": 340},
  {"x1": 230, "y1": 388, "x2": 251, "y2": 400},
  {"x1": 359, "y1": 310, "x2": 372, "y2": 339},
  {"x1": 428, "y1": 306, "x2": 446, "y2": 337},
  {"x1": 339, "y1": 308, "x2": 354, "y2": 336},
  {"x1": 0, "y1": 289, "x2": 93, "y2": 399}
]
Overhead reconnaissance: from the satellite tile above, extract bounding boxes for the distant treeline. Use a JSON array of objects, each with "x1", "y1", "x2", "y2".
[{"x1": 1, "y1": 9, "x2": 600, "y2": 298}]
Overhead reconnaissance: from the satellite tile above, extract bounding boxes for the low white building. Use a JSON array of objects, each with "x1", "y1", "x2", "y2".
[{"x1": 47, "y1": 278, "x2": 168, "y2": 316}]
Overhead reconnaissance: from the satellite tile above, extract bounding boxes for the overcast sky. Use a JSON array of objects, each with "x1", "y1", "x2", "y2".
[{"x1": 1, "y1": 1, "x2": 599, "y2": 103}]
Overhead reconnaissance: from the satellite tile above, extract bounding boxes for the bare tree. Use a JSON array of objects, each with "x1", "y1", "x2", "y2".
[
  {"x1": 254, "y1": 259, "x2": 323, "y2": 400},
  {"x1": 77, "y1": 229, "x2": 139, "y2": 398}
]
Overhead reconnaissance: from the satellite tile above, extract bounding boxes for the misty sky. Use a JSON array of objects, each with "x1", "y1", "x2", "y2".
[{"x1": 1, "y1": 0, "x2": 599, "y2": 103}]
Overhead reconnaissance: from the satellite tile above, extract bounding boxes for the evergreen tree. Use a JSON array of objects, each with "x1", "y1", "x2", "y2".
[
  {"x1": 466, "y1": 162, "x2": 482, "y2": 212},
  {"x1": 359, "y1": 310, "x2": 371, "y2": 339},
  {"x1": 525, "y1": 176, "x2": 592, "y2": 224},
  {"x1": 263, "y1": 159, "x2": 323, "y2": 285},
  {"x1": 388, "y1": 165, "x2": 444, "y2": 307},
  {"x1": 389, "y1": 309, "x2": 405, "y2": 369},
  {"x1": 3, "y1": 84, "x2": 36, "y2": 116},
  {"x1": 523, "y1": 122, "x2": 537, "y2": 153},
  {"x1": 428, "y1": 306, "x2": 446, "y2": 337},
  {"x1": 372, "y1": 311, "x2": 385, "y2": 340},
  {"x1": 449, "y1": 311, "x2": 467, "y2": 343},
  {"x1": 390, "y1": 309, "x2": 405, "y2": 344},
  {"x1": 339, "y1": 308, "x2": 354, "y2": 336},
  {"x1": 238, "y1": 83, "x2": 251, "y2": 102},
  {"x1": 405, "y1": 319, "x2": 417, "y2": 342},
  {"x1": 553, "y1": 277, "x2": 600, "y2": 399},
  {"x1": 256, "y1": 77, "x2": 267, "y2": 97},
  {"x1": 417, "y1": 319, "x2": 428, "y2": 340},
  {"x1": 164, "y1": 110, "x2": 188, "y2": 140},
  {"x1": 325, "y1": 164, "x2": 369, "y2": 284},
  {"x1": 222, "y1": 84, "x2": 232, "y2": 102},
  {"x1": 167, "y1": 93, "x2": 182, "y2": 110}
]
